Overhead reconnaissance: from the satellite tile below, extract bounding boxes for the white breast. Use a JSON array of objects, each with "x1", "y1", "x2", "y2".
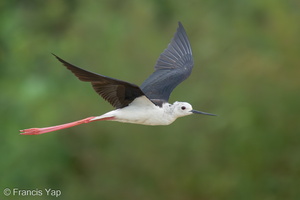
[{"x1": 113, "y1": 96, "x2": 175, "y2": 125}]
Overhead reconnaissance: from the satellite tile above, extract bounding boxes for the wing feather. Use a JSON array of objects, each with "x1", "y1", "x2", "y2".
[
  {"x1": 140, "y1": 22, "x2": 194, "y2": 102},
  {"x1": 52, "y1": 54, "x2": 145, "y2": 109}
]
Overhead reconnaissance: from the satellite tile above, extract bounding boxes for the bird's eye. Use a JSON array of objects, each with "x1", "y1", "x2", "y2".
[{"x1": 181, "y1": 106, "x2": 186, "y2": 110}]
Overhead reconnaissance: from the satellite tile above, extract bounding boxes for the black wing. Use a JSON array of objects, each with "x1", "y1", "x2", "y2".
[
  {"x1": 52, "y1": 54, "x2": 145, "y2": 109},
  {"x1": 140, "y1": 22, "x2": 194, "y2": 103}
]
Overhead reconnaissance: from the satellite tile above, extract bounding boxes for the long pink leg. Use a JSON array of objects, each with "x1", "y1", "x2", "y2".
[{"x1": 20, "y1": 116, "x2": 115, "y2": 135}]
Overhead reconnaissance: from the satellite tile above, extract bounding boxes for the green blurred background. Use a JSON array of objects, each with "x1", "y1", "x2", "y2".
[{"x1": 1, "y1": 0, "x2": 300, "y2": 199}]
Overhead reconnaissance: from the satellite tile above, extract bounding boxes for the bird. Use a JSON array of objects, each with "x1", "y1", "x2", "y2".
[{"x1": 20, "y1": 22, "x2": 216, "y2": 135}]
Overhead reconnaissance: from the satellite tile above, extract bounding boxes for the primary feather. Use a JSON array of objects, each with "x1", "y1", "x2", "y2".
[
  {"x1": 52, "y1": 54, "x2": 145, "y2": 109},
  {"x1": 140, "y1": 22, "x2": 194, "y2": 104}
]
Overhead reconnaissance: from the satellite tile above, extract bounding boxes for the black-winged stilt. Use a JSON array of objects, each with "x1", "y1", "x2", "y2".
[{"x1": 20, "y1": 22, "x2": 216, "y2": 135}]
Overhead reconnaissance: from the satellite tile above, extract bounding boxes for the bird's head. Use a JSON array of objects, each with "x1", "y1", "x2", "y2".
[{"x1": 172, "y1": 101, "x2": 217, "y2": 118}]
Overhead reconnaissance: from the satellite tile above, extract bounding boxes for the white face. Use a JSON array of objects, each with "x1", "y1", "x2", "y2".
[{"x1": 173, "y1": 101, "x2": 194, "y2": 117}]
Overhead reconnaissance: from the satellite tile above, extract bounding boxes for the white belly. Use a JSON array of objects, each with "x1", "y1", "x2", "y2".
[
  {"x1": 91, "y1": 96, "x2": 176, "y2": 126},
  {"x1": 114, "y1": 96, "x2": 175, "y2": 125},
  {"x1": 114, "y1": 103, "x2": 174, "y2": 125}
]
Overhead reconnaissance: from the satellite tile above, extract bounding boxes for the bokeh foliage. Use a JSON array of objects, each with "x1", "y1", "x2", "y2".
[{"x1": 1, "y1": 0, "x2": 300, "y2": 199}]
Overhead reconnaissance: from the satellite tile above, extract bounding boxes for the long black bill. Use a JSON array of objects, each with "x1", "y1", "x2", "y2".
[{"x1": 191, "y1": 110, "x2": 217, "y2": 116}]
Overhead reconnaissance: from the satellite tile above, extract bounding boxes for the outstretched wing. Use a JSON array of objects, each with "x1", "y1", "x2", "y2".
[
  {"x1": 140, "y1": 22, "x2": 194, "y2": 104},
  {"x1": 52, "y1": 54, "x2": 145, "y2": 109}
]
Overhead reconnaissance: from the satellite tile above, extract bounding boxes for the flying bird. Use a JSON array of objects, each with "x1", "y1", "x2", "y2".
[{"x1": 20, "y1": 22, "x2": 216, "y2": 135}]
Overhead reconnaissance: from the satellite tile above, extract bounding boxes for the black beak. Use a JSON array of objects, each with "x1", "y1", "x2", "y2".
[{"x1": 191, "y1": 110, "x2": 217, "y2": 116}]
